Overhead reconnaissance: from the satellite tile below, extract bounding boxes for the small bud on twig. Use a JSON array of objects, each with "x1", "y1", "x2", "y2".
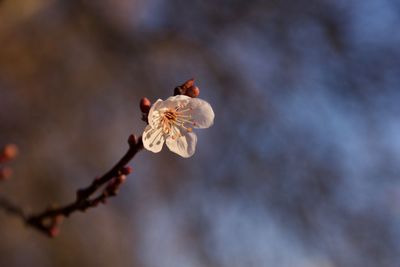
[
  {"x1": 185, "y1": 86, "x2": 200, "y2": 98},
  {"x1": 173, "y1": 79, "x2": 200, "y2": 98},
  {"x1": 49, "y1": 227, "x2": 60, "y2": 238},
  {"x1": 104, "y1": 174, "x2": 127, "y2": 196},
  {"x1": 0, "y1": 144, "x2": 18, "y2": 163},
  {"x1": 121, "y1": 166, "x2": 132, "y2": 175},
  {"x1": 183, "y1": 78, "x2": 195, "y2": 88},
  {"x1": 174, "y1": 78, "x2": 194, "y2": 95},
  {"x1": 48, "y1": 214, "x2": 63, "y2": 237},
  {"x1": 140, "y1": 97, "x2": 151, "y2": 114}
]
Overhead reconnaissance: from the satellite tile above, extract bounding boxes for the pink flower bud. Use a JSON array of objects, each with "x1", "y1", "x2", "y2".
[
  {"x1": 185, "y1": 86, "x2": 200, "y2": 98},
  {"x1": 0, "y1": 144, "x2": 18, "y2": 162},
  {"x1": 182, "y1": 78, "x2": 195, "y2": 89},
  {"x1": 140, "y1": 97, "x2": 151, "y2": 113},
  {"x1": 49, "y1": 227, "x2": 60, "y2": 238},
  {"x1": 121, "y1": 166, "x2": 132, "y2": 175},
  {"x1": 117, "y1": 175, "x2": 127, "y2": 184},
  {"x1": 174, "y1": 78, "x2": 195, "y2": 96}
]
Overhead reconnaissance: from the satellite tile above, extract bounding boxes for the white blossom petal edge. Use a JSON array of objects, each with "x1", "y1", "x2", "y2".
[{"x1": 142, "y1": 95, "x2": 214, "y2": 158}]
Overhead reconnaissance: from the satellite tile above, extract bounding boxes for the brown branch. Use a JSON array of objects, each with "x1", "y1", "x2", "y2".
[
  {"x1": 1, "y1": 79, "x2": 197, "y2": 237},
  {"x1": 25, "y1": 134, "x2": 143, "y2": 237},
  {"x1": 0, "y1": 195, "x2": 26, "y2": 220}
]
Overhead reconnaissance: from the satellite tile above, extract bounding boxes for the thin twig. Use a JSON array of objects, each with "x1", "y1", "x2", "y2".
[
  {"x1": 25, "y1": 135, "x2": 143, "y2": 237},
  {"x1": 0, "y1": 196, "x2": 26, "y2": 220}
]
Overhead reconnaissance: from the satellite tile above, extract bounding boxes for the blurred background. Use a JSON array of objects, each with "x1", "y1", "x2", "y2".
[{"x1": 0, "y1": 0, "x2": 400, "y2": 266}]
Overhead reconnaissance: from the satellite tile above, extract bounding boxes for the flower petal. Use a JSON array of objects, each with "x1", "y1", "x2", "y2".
[
  {"x1": 161, "y1": 95, "x2": 191, "y2": 110},
  {"x1": 166, "y1": 131, "x2": 197, "y2": 158},
  {"x1": 148, "y1": 99, "x2": 163, "y2": 128},
  {"x1": 186, "y1": 98, "x2": 215, "y2": 128},
  {"x1": 142, "y1": 125, "x2": 165, "y2": 153},
  {"x1": 165, "y1": 95, "x2": 191, "y2": 104}
]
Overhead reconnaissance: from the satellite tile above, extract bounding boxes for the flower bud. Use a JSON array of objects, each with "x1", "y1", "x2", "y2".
[
  {"x1": 116, "y1": 174, "x2": 127, "y2": 184},
  {"x1": 121, "y1": 166, "x2": 132, "y2": 175},
  {"x1": 140, "y1": 97, "x2": 151, "y2": 113},
  {"x1": 182, "y1": 78, "x2": 194, "y2": 89},
  {"x1": 49, "y1": 227, "x2": 60, "y2": 238},
  {"x1": 105, "y1": 175, "x2": 126, "y2": 196},
  {"x1": 174, "y1": 86, "x2": 186, "y2": 96},
  {"x1": 174, "y1": 78, "x2": 195, "y2": 96},
  {"x1": 0, "y1": 144, "x2": 18, "y2": 162},
  {"x1": 185, "y1": 86, "x2": 200, "y2": 98}
]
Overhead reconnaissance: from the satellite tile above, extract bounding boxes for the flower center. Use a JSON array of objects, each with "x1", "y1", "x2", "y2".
[
  {"x1": 161, "y1": 110, "x2": 177, "y2": 134},
  {"x1": 156, "y1": 107, "x2": 194, "y2": 138}
]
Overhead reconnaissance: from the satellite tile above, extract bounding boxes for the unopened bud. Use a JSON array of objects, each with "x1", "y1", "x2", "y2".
[
  {"x1": 174, "y1": 86, "x2": 185, "y2": 96},
  {"x1": 117, "y1": 175, "x2": 127, "y2": 184},
  {"x1": 105, "y1": 175, "x2": 127, "y2": 196},
  {"x1": 182, "y1": 78, "x2": 194, "y2": 89},
  {"x1": 49, "y1": 227, "x2": 60, "y2": 238},
  {"x1": 185, "y1": 86, "x2": 200, "y2": 98},
  {"x1": 174, "y1": 78, "x2": 195, "y2": 96},
  {"x1": 140, "y1": 97, "x2": 151, "y2": 113},
  {"x1": 121, "y1": 166, "x2": 132, "y2": 175},
  {"x1": 0, "y1": 144, "x2": 18, "y2": 162}
]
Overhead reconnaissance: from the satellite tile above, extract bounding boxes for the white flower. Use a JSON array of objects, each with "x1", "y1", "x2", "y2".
[{"x1": 142, "y1": 95, "x2": 214, "y2": 158}]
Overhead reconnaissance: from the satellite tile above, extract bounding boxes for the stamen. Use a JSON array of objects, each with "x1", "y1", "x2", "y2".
[
  {"x1": 176, "y1": 117, "x2": 194, "y2": 124},
  {"x1": 170, "y1": 126, "x2": 181, "y2": 139},
  {"x1": 154, "y1": 107, "x2": 196, "y2": 136}
]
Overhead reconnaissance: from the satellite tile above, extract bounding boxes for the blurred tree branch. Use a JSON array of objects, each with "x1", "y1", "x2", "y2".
[
  {"x1": 26, "y1": 135, "x2": 143, "y2": 237},
  {"x1": 0, "y1": 136, "x2": 142, "y2": 237},
  {"x1": 0, "y1": 195, "x2": 26, "y2": 220}
]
